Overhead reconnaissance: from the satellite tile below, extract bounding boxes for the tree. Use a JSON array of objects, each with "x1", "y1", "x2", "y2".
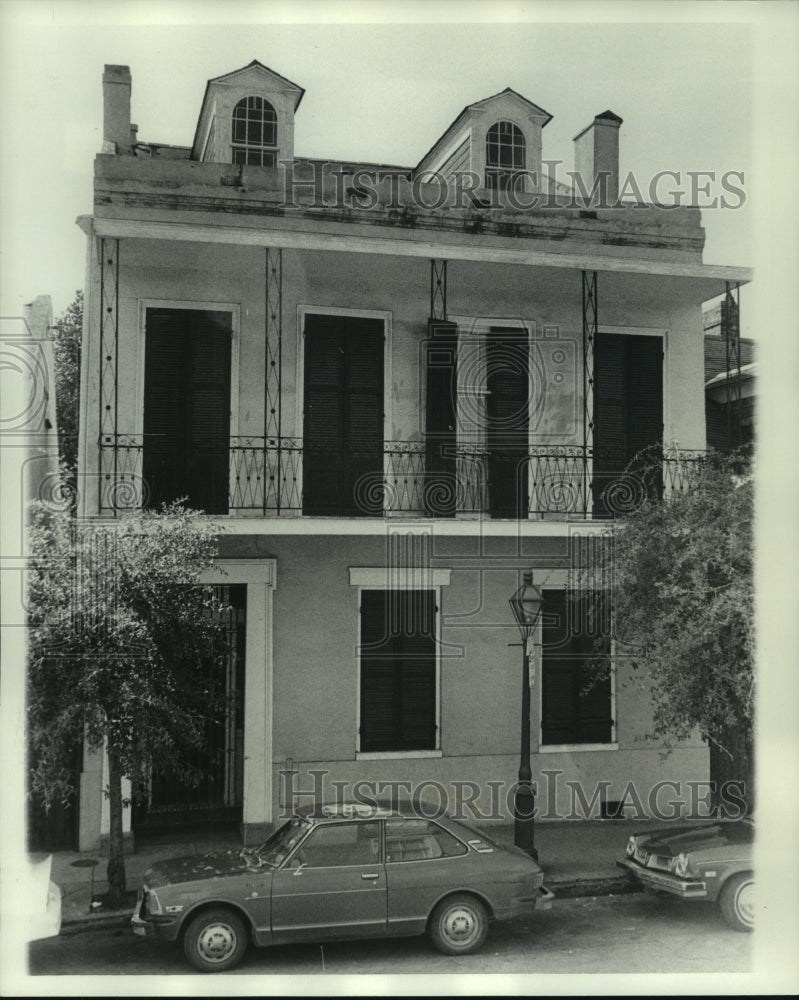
[
  {"x1": 51, "y1": 290, "x2": 83, "y2": 476},
  {"x1": 27, "y1": 502, "x2": 232, "y2": 906},
  {"x1": 596, "y1": 447, "x2": 754, "y2": 809}
]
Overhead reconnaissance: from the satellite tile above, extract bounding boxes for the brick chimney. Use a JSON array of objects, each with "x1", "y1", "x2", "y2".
[
  {"x1": 102, "y1": 65, "x2": 132, "y2": 154},
  {"x1": 573, "y1": 110, "x2": 623, "y2": 207}
]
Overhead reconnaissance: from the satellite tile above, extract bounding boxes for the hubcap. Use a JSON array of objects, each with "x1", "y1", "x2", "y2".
[
  {"x1": 443, "y1": 905, "x2": 478, "y2": 945},
  {"x1": 736, "y1": 881, "x2": 754, "y2": 925},
  {"x1": 197, "y1": 922, "x2": 237, "y2": 963}
]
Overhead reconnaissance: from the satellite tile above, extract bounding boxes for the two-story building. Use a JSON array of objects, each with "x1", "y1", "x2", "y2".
[{"x1": 75, "y1": 61, "x2": 751, "y2": 851}]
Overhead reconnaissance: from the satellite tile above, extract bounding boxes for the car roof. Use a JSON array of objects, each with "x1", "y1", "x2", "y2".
[{"x1": 295, "y1": 800, "x2": 449, "y2": 822}]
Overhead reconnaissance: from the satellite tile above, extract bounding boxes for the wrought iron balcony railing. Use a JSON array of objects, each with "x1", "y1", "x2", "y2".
[{"x1": 97, "y1": 434, "x2": 706, "y2": 519}]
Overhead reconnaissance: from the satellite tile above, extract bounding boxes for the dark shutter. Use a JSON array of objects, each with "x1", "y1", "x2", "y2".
[
  {"x1": 143, "y1": 309, "x2": 231, "y2": 514},
  {"x1": 360, "y1": 590, "x2": 436, "y2": 752},
  {"x1": 486, "y1": 327, "x2": 529, "y2": 518},
  {"x1": 424, "y1": 320, "x2": 458, "y2": 517},
  {"x1": 541, "y1": 590, "x2": 612, "y2": 745},
  {"x1": 593, "y1": 333, "x2": 663, "y2": 517},
  {"x1": 303, "y1": 314, "x2": 384, "y2": 516}
]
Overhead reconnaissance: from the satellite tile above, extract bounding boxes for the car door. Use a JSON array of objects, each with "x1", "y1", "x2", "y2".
[
  {"x1": 270, "y1": 820, "x2": 387, "y2": 943},
  {"x1": 383, "y1": 818, "x2": 470, "y2": 935}
]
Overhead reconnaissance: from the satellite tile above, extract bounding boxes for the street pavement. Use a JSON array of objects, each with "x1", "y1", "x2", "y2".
[{"x1": 27, "y1": 893, "x2": 752, "y2": 978}]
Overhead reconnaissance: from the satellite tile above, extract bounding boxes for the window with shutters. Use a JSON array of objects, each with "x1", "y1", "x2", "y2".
[
  {"x1": 231, "y1": 96, "x2": 278, "y2": 166},
  {"x1": 302, "y1": 312, "x2": 385, "y2": 516},
  {"x1": 143, "y1": 308, "x2": 232, "y2": 514},
  {"x1": 485, "y1": 121, "x2": 526, "y2": 190},
  {"x1": 540, "y1": 589, "x2": 614, "y2": 747},
  {"x1": 593, "y1": 332, "x2": 664, "y2": 518},
  {"x1": 358, "y1": 589, "x2": 439, "y2": 754}
]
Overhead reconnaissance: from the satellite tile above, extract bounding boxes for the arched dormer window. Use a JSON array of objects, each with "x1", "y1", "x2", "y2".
[
  {"x1": 485, "y1": 121, "x2": 526, "y2": 190},
  {"x1": 231, "y1": 96, "x2": 277, "y2": 166}
]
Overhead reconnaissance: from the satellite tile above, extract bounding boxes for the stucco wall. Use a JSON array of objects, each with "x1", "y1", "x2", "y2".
[{"x1": 232, "y1": 534, "x2": 710, "y2": 823}]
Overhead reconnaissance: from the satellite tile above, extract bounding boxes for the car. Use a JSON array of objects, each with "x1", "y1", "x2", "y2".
[
  {"x1": 131, "y1": 801, "x2": 554, "y2": 972},
  {"x1": 617, "y1": 817, "x2": 754, "y2": 931}
]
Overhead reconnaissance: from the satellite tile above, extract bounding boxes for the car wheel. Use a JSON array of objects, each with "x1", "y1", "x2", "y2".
[
  {"x1": 718, "y1": 872, "x2": 754, "y2": 932},
  {"x1": 182, "y1": 907, "x2": 249, "y2": 972},
  {"x1": 428, "y1": 893, "x2": 489, "y2": 955}
]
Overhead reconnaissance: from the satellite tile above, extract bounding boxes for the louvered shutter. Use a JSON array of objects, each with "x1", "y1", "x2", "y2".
[
  {"x1": 143, "y1": 309, "x2": 231, "y2": 514},
  {"x1": 486, "y1": 327, "x2": 529, "y2": 518},
  {"x1": 424, "y1": 320, "x2": 458, "y2": 517},
  {"x1": 143, "y1": 310, "x2": 189, "y2": 509},
  {"x1": 593, "y1": 333, "x2": 662, "y2": 517},
  {"x1": 189, "y1": 311, "x2": 232, "y2": 514},
  {"x1": 359, "y1": 590, "x2": 436, "y2": 752},
  {"x1": 626, "y1": 336, "x2": 664, "y2": 501},
  {"x1": 346, "y1": 318, "x2": 385, "y2": 515},
  {"x1": 303, "y1": 314, "x2": 383, "y2": 515},
  {"x1": 541, "y1": 590, "x2": 612, "y2": 745},
  {"x1": 303, "y1": 315, "x2": 347, "y2": 514}
]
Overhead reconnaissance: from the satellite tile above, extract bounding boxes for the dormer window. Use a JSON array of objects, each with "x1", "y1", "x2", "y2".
[
  {"x1": 485, "y1": 121, "x2": 526, "y2": 190},
  {"x1": 231, "y1": 96, "x2": 277, "y2": 166}
]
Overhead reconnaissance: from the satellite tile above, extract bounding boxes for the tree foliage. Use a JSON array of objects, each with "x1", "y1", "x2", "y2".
[
  {"x1": 602, "y1": 448, "x2": 754, "y2": 762},
  {"x1": 27, "y1": 502, "x2": 232, "y2": 903},
  {"x1": 51, "y1": 290, "x2": 83, "y2": 475}
]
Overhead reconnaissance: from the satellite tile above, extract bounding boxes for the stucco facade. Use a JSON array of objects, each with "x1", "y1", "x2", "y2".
[{"x1": 75, "y1": 60, "x2": 750, "y2": 850}]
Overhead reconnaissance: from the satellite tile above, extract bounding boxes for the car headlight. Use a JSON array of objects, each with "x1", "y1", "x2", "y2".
[
  {"x1": 626, "y1": 836, "x2": 638, "y2": 858},
  {"x1": 673, "y1": 853, "x2": 692, "y2": 878}
]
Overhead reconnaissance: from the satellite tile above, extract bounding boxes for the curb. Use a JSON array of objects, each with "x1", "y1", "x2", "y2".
[
  {"x1": 60, "y1": 913, "x2": 132, "y2": 935},
  {"x1": 59, "y1": 875, "x2": 641, "y2": 935},
  {"x1": 547, "y1": 875, "x2": 642, "y2": 899}
]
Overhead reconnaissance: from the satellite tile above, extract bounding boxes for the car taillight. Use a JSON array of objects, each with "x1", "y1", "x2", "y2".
[
  {"x1": 626, "y1": 836, "x2": 638, "y2": 857},
  {"x1": 673, "y1": 853, "x2": 691, "y2": 878}
]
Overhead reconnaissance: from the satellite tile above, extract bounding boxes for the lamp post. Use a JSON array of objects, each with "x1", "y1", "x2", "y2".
[{"x1": 509, "y1": 571, "x2": 544, "y2": 860}]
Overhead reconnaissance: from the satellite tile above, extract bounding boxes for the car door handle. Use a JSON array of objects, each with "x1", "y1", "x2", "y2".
[{"x1": 361, "y1": 872, "x2": 380, "y2": 880}]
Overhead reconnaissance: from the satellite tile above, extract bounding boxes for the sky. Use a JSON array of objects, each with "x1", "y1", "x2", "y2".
[{"x1": 0, "y1": 0, "x2": 777, "y2": 321}]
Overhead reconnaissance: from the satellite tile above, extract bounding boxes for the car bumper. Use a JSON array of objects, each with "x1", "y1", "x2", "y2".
[
  {"x1": 131, "y1": 900, "x2": 181, "y2": 941},
  {"x1": 617, "y1": 859, "x2": 708, "y2": 898},
  {"x1": 498, "y1": 884, "x2": 556, "y2": 920},
  {"x1": 535, "y1": 886, "x2": 556, "y2": 911}
]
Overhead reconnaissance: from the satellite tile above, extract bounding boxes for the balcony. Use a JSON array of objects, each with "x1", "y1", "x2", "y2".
[{"x1": 97, "y1": 435, "x2": 705, "y2": 519}]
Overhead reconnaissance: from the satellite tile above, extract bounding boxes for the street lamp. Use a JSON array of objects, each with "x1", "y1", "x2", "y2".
[{"x1": 509, "y1": 571, "x2": 544, "y2": 860}]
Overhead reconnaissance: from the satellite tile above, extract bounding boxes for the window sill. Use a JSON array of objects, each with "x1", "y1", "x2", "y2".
[
  {"x1": 538, "y1": 743, "x2": 619, "y2": 753},
  {"x1": 356, "y1": 750, "x2": 443, "y2": 760}
]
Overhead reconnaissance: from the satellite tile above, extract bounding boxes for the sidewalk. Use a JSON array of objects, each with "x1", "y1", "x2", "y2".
[{"x1": 43, "y1": 819, "x2": 652, "y2": 934}]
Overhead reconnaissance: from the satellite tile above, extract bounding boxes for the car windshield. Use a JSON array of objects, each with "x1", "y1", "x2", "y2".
[{"x1": 255, "y1": 817, "x2": 312, "y2": 867}]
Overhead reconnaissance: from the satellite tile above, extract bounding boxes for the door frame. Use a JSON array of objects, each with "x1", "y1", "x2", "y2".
[{"x1": 199, "y1": 558, "x2": 277, "y2": 840}]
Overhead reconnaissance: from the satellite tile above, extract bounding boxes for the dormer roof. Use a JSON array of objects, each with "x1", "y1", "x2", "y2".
[
  {"x1": 191, "y1": 60, "x2": 305, "y2": 158},
  {"x1": 415, "y1": 87, "x2": 552, "y2": 174}
]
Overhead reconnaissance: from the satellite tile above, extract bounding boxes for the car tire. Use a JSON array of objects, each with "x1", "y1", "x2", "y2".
[
  {"x1": 182, "y1": 907, "x2": 249, "y2": 972},
  {"x1": 718, "y1": 872, "x2": 754, "y2": 932},
  {"x1": 428, "y1": 893, "x2": 489, "y2": 955}
]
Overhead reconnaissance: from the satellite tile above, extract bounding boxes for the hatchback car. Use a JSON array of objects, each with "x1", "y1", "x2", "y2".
[
  {"x1": 617, "y1": 817, "x2": 754, "y2": 931},
  {"x1": 132, "y1": 802, "x2": 554, "y2": 972}
]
